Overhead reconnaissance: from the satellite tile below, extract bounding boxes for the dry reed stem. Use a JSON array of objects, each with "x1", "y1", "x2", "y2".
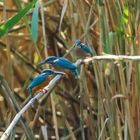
[
  {"x1": 0, "y1": 76, "x2": 35, "y2": 140},
  {"x1": 84, "y1": 55, "x2": 140, "y2": 63}
]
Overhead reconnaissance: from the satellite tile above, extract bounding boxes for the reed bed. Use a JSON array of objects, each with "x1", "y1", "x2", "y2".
[{"x1": 0, "y1": 0, "x2": 140, "y2": 140}]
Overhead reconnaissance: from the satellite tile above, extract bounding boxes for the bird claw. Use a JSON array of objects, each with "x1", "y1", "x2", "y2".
[{"x1": 39, "y1": 88, "x2": 47, "y2": 93}]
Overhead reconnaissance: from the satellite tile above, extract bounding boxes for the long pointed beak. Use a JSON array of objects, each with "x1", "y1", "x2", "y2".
[
  {"x1": 54, "y1": 71, "x2": 66, "y2": 75},
  {"x1": 38, "y1": 61, "x2": 46, "y2": 66}
]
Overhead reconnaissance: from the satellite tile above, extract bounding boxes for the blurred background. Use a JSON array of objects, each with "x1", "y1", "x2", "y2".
[{"x1": 0, "y1": 0, "x2": 140, "y2": 139}]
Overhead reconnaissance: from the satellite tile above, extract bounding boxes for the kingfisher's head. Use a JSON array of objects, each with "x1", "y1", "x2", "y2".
[
  {"x1": 74, "y1": 39, "x2": 81, "y2": 46},
  {"x1": 41, "y1": 69, "x2": 55, "y2": 75},
  {"x1": 38, "y1": 56, "x2": 57, "y2": 66},
  {"x1": 42, "y1": 69, "x2": 66, "y2": 76},
  {"x1": 79, "y1": 43, "x2": 86, "y2": 48}
]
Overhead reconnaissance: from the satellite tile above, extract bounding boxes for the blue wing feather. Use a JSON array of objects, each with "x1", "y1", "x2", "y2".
[
  {"x1": 28, "y1": 73, "x2": 47, "y2": 97},
  {"x1": 28, "y1": 73, "x2": 47, "y2": 89},
  {"x1": 80, "y1": 44, "x2": 93, "y2": 56},
  {"x1": 56, "y1": 57, "x2": 76, "y2": 70}
]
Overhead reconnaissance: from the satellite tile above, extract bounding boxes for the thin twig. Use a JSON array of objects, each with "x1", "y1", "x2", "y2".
[
  {"x1": 51, "y1": 93, "x2": 59, "y2": 140},
  {"x1": 65, "y1": 120, "x2": 76, "y2": 140},
  {"x1": 40, "y1": 0, "x2": 48, "y2": 56},
  {"x1": 41, "y1": 125, "x2": 48, "y2": 140},
  {"x1": 61, "y1": 125, "x2": 87, "y2": 140},
  {"x1": 98, "y1": 118, "x2": 109, "y2": 140},
  {"x1": 0, "y1": 75, "x2": 35, "y2": 140},
  {"x1": 0, "y1": 41, "x2": 40, "y2": 73},
  {"x1": 63, "y1": 44, "x2": 76, "y2": 57}
]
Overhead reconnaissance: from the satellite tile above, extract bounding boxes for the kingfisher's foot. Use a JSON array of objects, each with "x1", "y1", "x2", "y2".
[{"x1": 39, "y1": 88, "x2": 47, "y2": 93}]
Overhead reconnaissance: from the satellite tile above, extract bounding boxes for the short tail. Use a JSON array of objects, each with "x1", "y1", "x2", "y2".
[
  {"x1": 28, "y1": 88, "x2": 33, "y2": 97},
  {"x1": 89, "y1": 50, "x2": 93, "y2": 56},
  {"x1": 72, "y1": 68, "x2": 78, "y2": 78}
]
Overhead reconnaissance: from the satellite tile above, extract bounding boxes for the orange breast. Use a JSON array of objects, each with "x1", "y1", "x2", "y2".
[{"x1": 32, "y1": 77, "x2": 51, "y2": 95}]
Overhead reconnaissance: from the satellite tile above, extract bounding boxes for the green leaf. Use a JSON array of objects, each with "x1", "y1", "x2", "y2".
[
  {"x1": 117, "y1": 26, "x2": 125, "y2": 36},
  {"x1": 101, "y1": 12, "x2": 109, "y2": 53},
  {"x1": 13, "y1": 0, "x2": 31, "y2": 33},
  {"x1": 122, "y1": 6, "x2": 129, "y2": 24},
  {"x1": 31, "y1": 1, "x2": 39, "y2": 43},
  {"x1": 109, "y1": 32, "x2": 114, "y2": 52},
  {"x1": 0, "y1": 0, "x2": 37, "y2": 37},
  {"x1": 34, "y1": 51, "x2": 39, "y2": 64},
  {"x1": 123, "y1": 7, "x2": 128, "y2": 17}
]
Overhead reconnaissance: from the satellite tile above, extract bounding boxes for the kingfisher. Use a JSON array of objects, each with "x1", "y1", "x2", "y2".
[
  {"x1": 38, "y1": 56, "x2": 78, "y2": 77},
  {"x1": 74, "y1": 39, "x2": 93, "y2": 56},
  {"x1": 28, "y1": 69, "x2": 57, "y2": 97}
]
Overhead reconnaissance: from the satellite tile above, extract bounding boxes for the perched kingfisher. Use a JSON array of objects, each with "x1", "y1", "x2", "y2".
[
  {"x1": 38, "y1": 56, "x2": 78, "y2": 77},
  {"x1": 74, "y1": 39, "x2": 93, "y2": 56},
  {"x1": 28, "y1": 69, "x2": 56, "y2": 97}
]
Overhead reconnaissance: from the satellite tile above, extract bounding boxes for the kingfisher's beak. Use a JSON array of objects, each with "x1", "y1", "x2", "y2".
[
  {"x1": 54, "y1": 71, "x2": 66, "y2": 75},
  {"x1": 38, "y1": 60, "x2": 46, "y2": 66}
]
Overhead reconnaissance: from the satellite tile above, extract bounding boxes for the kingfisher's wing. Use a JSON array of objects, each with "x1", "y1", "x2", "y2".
[
  {"x1": 28, "y1": 73, "x2": 47, "y2": 89},
  {"x1": 80, "y1": 44, "x2": 93, "y2": 56},
  {"x1": 58, "y1": 57, "x2": 77, "y2": 70},
  {"x1": 83, "y1": 47, "x2": 93, "y2": 56}
]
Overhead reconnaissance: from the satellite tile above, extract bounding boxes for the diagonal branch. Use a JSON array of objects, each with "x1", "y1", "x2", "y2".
[{"x1": 0, "y1": 75, "x2": 63, "y2": 140}]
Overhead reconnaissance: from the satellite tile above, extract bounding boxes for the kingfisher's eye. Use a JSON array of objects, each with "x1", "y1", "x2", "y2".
[{"x1": 46, "y1": 59, "x2": 50, "y2": 62}]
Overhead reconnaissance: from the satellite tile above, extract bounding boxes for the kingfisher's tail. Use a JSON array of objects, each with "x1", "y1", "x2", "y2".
[
  {"x1": 28, "y1": 88, "x2": 33, "y2": 97},
  {"x1": 72, "y1": 68, "x2": 78, "y2": 78},
  {"x1": 89, "y1": 50, "x2": 93, "y2": 56}
]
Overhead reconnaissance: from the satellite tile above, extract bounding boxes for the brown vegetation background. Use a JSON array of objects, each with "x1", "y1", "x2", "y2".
[{"x1": 0, "y1": 0, "x2": 140, "y2": 140}]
